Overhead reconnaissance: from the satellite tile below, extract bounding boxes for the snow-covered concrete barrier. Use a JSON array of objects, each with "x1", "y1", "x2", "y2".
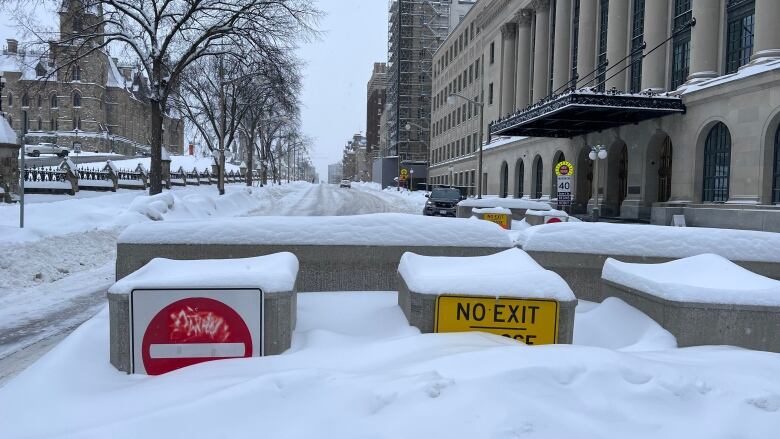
[
  {"x1": 107, "y1": 253, "x2": 299, "y2": 373},
  {"x1": 601, "y1": 254, "x2": 780, "y2": 352},
  {"x1": 397, "y1": 248, "x2": 577, "y2": 344},
  {"x1": 457, "y1": 197, "x2": 552, "y2": 221},
  {"x1": 116, "y1": 213, "x2": 513, "y2": 292},
  {"x1": 517, "y1": 222, "x2": 780, "y2": 301}
]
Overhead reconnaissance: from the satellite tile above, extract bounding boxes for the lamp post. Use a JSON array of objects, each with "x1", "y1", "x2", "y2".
[
  {"x1": 448, "y1": 92, "x2": 488, "y2": 199},
  {"x1": 588, "y1": 145, "x2": 608, "y2": 221}
]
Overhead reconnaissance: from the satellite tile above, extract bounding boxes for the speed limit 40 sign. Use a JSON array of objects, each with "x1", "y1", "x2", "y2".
[{"x1": 555, "y1": 161, "x2": 574, "y2": 206}]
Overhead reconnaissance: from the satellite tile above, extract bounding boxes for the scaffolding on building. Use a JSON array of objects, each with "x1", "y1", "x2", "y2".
[{"x1": 386, "y1": 0, "x2": 451, "y2": 164}]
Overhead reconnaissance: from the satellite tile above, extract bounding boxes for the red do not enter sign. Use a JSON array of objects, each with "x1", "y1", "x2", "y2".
[{"x1": 136, "y1": 295, "x2": 258, "y2": 375}]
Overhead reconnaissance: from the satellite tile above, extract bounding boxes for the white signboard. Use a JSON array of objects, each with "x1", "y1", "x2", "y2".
[
  {"x1": 557, "y1": 175, "x2": 572, "y2": 205},
  {"x1": 131, "y1": 288, "x2": 263, "y2": 375}
]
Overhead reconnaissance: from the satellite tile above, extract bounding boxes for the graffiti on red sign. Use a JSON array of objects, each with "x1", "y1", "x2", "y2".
[{"x1": 170, "y1": 307, "x2": 231, "y2": 343}]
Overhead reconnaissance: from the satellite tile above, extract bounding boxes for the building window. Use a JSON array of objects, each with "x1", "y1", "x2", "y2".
[
  {"x1": 671, "y1": 0, "x2": 692, "y2": 89},
  {"x1": 50, "y1": 118, "x2": 56, "y2": 131},
  {"x1": 37, "y1": 117, "x2": 42, "y2": 131},
  {"x1": 702, "y1": 122, "x2": 731, "y2": 202},
  {"x1": 658, "y1": 137, "x2": 673, "y2": 202},
  {"x1": 72, "y1": 91, "x2": 81, "y2": 107},
  {"x1": 7, "y1": 92, "x2": 12, "y2": 107},
  {"x1": 50, "y1": 94, "x2": 58, "y2": 108},
  {"x1": 488, "y1": 83, "x2": 494, "y2": 105},
  {"x1": 21, "y1": 93, "x2": 29, "y2": 107},
  {"x1": 596, "y1": 0, "x2": 609, "y2": 91},
  {"x1": 773, "y1": 125, "x2": 780, "y2": 203},
  {"x1": 516, "y1": 160, "x2": 525, "y2": 198},
  {"x1": 534, "y1": 156, "x2": 544, "y2": 199},
  {"x1": 572, "y1": 0, "x2": 580, "y2": 84},
  {"x1": 475, "y1": 59, "x2": 480, "y2": 79},
  {"x1": 490, "y1": 42, "x2": 495, "y2": 64},
  {"x1": 725, "y1": 0, "x2": 755, "y2": 74},
  {"x1": 35, "y1": 63, "x2": 46, "y2": 77},
  {"x1": 36, "y1": 95, "x2": 41, "y2": 108},
  {"x1": 630, "y1": 0, "x2": 645, "y2": 93},
  {"x1": 71, "y1": 65, "x2": 81, "y2": 81}
]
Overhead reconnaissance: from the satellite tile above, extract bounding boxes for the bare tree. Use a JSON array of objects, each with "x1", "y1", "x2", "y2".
[{"x1": 2, "y1": 0, "x2": 318, "y2": 194}]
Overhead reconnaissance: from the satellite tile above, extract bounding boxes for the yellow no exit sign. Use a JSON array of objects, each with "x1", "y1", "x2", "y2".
[{"x1": 434, "y1": 295, "x2": 559, "y2": 345}]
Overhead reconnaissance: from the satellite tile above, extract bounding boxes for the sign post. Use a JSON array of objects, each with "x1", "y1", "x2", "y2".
[
  {"x1": 555, "y1": 161, "x2": 574, "y2": 211},
  {"x1": 131, "y1": 288, "x2": 263, "y2": 375}
]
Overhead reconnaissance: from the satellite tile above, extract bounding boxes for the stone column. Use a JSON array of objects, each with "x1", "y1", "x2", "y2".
[
  {"x1": 515, "y1": 9, "x2": 534, "y2": 109},
  {"x1": 641, "y1": 0, "x2": 669, "y2": 91},
  {"x1": 500, "y1": 23, "x2": 517, "y2": 116},
  {"x1": 688, "y1": 0, "x2": 720, "y2": 82},
  {"x1": 576, "y1": 0, "x2": 598, "y2": 87},
  {"x1": 751, "y1": 0, "x2": 780, "y2": 61},
  {"x1": 532, "y1": 0, "x2": 551, "y2": 102},
  {"x1": 605, "y1": 0, "x2": 630, "y2": 91},
  {"x1": 552, "y1": 0, "x2": 572, "y2": 93}
]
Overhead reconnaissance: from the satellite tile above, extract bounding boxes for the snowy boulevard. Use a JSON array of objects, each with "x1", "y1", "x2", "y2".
[{"x1": 0, "y1": 182, "x2": 425, "y2": 385}]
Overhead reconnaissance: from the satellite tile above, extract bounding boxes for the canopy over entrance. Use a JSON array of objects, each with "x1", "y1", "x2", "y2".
[{"x1": 490, "y1": 91, "x2": 686, "y2": 138}]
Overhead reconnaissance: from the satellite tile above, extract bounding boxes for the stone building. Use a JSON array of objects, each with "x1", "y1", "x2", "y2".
[
  {"x1": 366, "y1": 62, "x2": 387, "y2": 158},
  {"x1": 328, "y1": 161, "x2": 343, "y2": 184},
  {"x1": 0, "y1": 1, "x2": 183, "y2": 156},
  {"x1": 429, "y1": 0, "x2": 780, "y2": 231},
  {"x1": 342, "y1": 133, "x2": 370, "y2": 182}
]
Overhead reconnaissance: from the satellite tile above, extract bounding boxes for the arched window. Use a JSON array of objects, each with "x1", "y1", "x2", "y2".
[
  {"x1": 7, "y1": 92, "x2": 12, "y2": 107},
  {"x1": 516, "y1": 160, "x2": 525, "y2": 198},
  {"x1": 73, "y1": 117, "x2": 81, "y2": 131},
  {"x1": 72, "y1": 91, "x2": 81, "y2": 107},
  {"x1": 702, "y1": 122, "x2": 731, "y2": 202},
  {"x1": 500, "y1": 162, "x2": 508, "y2": 198},
  {"x1": 71, "y1": 65, "x2": 81, "y2": 81},
  {"x1": 534, "y1": 156, "x2": 544, "y2": 199},
  {"x1": 21, "y1": 93, "x2": 29, "y2": 107},
  {"x1": 50, "y1": 94, "x2": 58, "y2": 108},
  {"x1": 36, "y1": 95, "x2": 42, "y2": 108},
  {"x1": 772, "y1": 126, "x2": 780, "y2": 203},
  {"x1": 658, "y1": 138, "x2": 673, "y2": 202},
  {"x1": 35, "y1": 63, "x2": 46, "y2": 77}
]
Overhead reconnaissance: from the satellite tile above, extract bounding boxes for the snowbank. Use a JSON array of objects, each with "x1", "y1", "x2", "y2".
[
  {"x1": 398, "y1": 248, "x2": 575, "y2": 301},
  {"x1": 471, "y1": 207, "x2": 511, "y2": 215},
  {"x1": 525, "y1": 208, "x2": 568, "y2": 217},
  {"x1": 2, "y1": 292, "x2": 780, "y2": 438},
  {"x1": 109, "y1": 253, "x2": 299, "y2": 295},
  {"x1": 602, "y1": 254, "x2": 780, "y2": 306},
  {"x1": 118, "y1": 213, "x2": 513, "y2": 247},
  {"x1": 458, "y1": 197, "x2": 551, "y2": 210},
  {"x1": 0, "y1": 117, "x2": 16, "y2": 144},
  {"x1": 518, "y1": 222, "x2": 780, "y2": 262},
  {"x1": 574, "y1": 297, "x2": 677, "y2": 351},
  {"x1": 110, "y1": 155, "x2": 240, "y2": 173}
]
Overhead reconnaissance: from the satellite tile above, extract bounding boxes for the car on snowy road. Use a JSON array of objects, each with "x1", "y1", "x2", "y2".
[
  {"x1": 24, "y1": 143, "x2": 70, "y2": 157},
  {"x1": 339, "y1": 179, "x2": 352, "y2": 188},
  {"x1": 423, "y1": 187, "x2": 464, "y2": 217}
]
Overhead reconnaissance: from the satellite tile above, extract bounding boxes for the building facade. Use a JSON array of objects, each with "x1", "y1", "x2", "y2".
[
  {"x1": 0, "y1": 2, "x2": 183, "y2": 155},
  {"x1": 385, "y1": 0, "x2": 476, "y2": 165},
  {"x1": 328, "y1": 161, "x2": 344, "y2": 184},
  {"x1": 342, "y1": 133, "x2": 370, "y2": 182},
  {"x1": 429, "y1": 0, "x2": 780, "y2": 231},
  {"x1": 366, "y1": 62, "x2": 387, "y2": 159}
]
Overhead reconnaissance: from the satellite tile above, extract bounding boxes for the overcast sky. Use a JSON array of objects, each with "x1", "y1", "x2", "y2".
[
  {"x1": 0, "y1": 1, "x2": 388, "y2": 181},
  {"x1": 298, "y1": 0, "x2": 388, "y2": 181}
]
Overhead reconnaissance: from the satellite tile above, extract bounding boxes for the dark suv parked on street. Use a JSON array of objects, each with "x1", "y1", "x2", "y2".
[{"x1": 423, "y1": 187, "x2": 465, "y2": 217}]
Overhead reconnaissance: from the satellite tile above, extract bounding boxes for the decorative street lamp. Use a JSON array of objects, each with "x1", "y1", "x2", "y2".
[
  {"x1": 588, "y1": 144, "x2": 608, "y2": 221},
  {"x1": 0, "y1": 72, "x2": 6, "y2": 116}
]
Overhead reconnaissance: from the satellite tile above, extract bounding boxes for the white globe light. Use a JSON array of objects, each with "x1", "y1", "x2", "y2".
[
  {"x1": 588, "y1": 151, "x2": 597, "y2": 161},
  {"x1": 447, "y1": 95, "x2": 457, "y2": 105},
  {"x1": 598, "y1": 149, "x2": 608, "y2": 160},
  {"x1": 405, "y1": 123, "x2": 412, "y2": 131}
]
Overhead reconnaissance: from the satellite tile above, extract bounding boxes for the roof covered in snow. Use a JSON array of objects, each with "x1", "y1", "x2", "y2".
[
  {"x1": 398, "y1": 248, "x2": 575, "y2": 300},
  {"x1": 118, "y1": 213, "x2": 514, "y2": 247},
  {"x1": 108, "y1": 253, "x2": 299, "y2": 295},
  {"x1": 602, "y1": 254, "x2": 780, "y2": 306}
]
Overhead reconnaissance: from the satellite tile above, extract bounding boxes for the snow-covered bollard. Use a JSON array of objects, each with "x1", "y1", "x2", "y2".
[
  {"x1": 457, "y1": 197, "x2": 552, "y2": 221},
  {"x1": 472, "y1": 207, "x2": 512, "y2": 230},
  {"x1": 524, "y1": 208, "x2": 569, "y2": 226},
  {"x1": 602, "y1": 254, "x2": 780, "y2": 352},
  {"x1": 397, "y1": 248, "x2": 577, "y2": 345},
  {"x1": 107, "y1": 253, "x2": 299, "y2": 374}
]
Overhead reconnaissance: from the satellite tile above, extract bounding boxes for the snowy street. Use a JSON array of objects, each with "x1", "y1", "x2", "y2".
[{"x1": 0, "y1": 182, "x2": 425, "y2": 385}]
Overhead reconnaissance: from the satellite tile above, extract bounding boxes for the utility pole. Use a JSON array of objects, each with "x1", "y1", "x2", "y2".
[
  {"x1": 217, "y1": 56, "x2": 226, "y2": 195},
  {"x1": 19, "y1": 110, "x2": 26, "y2": 228}
]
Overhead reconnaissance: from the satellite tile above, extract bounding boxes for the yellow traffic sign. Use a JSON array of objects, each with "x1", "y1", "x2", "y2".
[
  {"x1": 435, "y1": 295, "x2": 559, "y2": 345},
  {"x1": 555, "y1": 161, "x2": 574, "y2": 177},
  {"x1": 400, "y1": 168, "x2": 409, "y2": 177},
  {"x1": 482, "y1": 213, "x2": 510, "y2": 229}
]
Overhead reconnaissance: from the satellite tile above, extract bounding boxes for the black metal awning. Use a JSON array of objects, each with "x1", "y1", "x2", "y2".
[{"x1": 490, "y1": 91, "x2": 686, "y2": 138}]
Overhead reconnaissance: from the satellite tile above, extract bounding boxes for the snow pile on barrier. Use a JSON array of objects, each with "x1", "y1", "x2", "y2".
[
  {"x1": 118, "y1": 213, "x2": 514, "y2": 247},
  {"x1": 603, "y1": 254, "x2": 780, "y2": 306},
  {"x1": 517, "y1": 222, "x2": 780, "y2": 262},
  {"x1": 574, "y1": 297, "x2": 677, "y2": 351}
]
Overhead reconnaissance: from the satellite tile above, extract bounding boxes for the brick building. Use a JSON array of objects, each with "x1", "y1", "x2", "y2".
[{"x1": 0, "y1": 1, "x2": 183, "y2": 155}]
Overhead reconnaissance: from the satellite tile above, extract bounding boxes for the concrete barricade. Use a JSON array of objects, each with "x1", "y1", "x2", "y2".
[
  {"x1": 108, "y1": 253, "x2": 299, "y2": 373},
  {"x1": 601, "y1": 254, "x2": 780, "y2": 352},
  {"x1": 116, "y1": 214, "x2": 514, "y2": 292},
  {"x1": 457, "y1": 197, "x2": 552, "y2": 221},
  {"x1": 397, "y1": 248, "x2": 577, "y2": 345},
  {"x1": 520, "y1": 223, "x2": 780, "y2": 302}
]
